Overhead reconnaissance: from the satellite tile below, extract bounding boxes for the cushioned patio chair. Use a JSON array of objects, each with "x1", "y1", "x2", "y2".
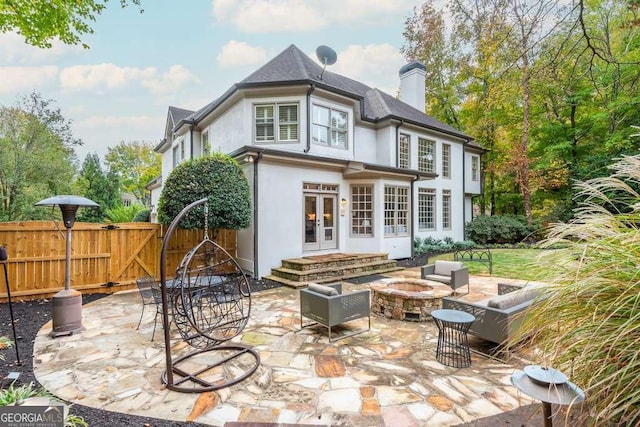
[
  {"x1": 300, "y1": 283, "x2": 371, "y2": 341},
  {"x1": 421, "y1": 260, "x2": 470, "y2": 294}
]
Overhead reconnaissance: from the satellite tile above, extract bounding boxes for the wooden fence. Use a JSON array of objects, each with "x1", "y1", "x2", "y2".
[{"x1": 0, "y1": 221, "x2": 236, "y2": 300}]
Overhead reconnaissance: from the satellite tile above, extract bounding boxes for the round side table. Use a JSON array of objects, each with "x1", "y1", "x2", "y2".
[
  {"x1": 431, "y1": 309, "x2": 475, "y2": 368},
  {"x1": 511, "y1": 366, "x2": 585, "y2": 427}
]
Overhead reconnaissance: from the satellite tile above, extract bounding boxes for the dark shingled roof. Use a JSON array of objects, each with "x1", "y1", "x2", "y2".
[
  {"x1": 169, "y1": 106, "x2": 195, "y2": 124},
  {"x1": 176, "y1": 44, "x2": 473, "y2": 141}
]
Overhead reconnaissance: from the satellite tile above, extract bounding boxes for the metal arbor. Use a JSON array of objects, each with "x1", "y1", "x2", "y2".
[{"x1": 159, "y1": 198, "x2": 259, "y2": 393}]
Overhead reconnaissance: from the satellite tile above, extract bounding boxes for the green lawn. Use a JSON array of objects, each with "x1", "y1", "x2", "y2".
[{"x1": 428, "y1": 248, "x2": 557, "y2": 281}]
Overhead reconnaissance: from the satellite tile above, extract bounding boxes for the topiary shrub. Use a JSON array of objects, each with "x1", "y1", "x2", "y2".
[
  {"x1": 133, "y1": 208, "x2": 151, "y2": 222},
  {"x1": 158, "y1": 153, "x2": 252, "y2": 230}
]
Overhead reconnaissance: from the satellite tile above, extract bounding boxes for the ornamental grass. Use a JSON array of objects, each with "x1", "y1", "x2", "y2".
[{"x1": 514, "y1": 155, "x2": 640, "y2": 425}]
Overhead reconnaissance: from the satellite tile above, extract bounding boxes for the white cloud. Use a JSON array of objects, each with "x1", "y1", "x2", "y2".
[
  {"x1": 59, "y1": 63, "x2": 156, "y2": 91},
  {"x1": 322, "y1": 44, "x2": 405, "y2": 95},
  {"x1": 59, "y1": 63, "x2": 199, "y2": 98},
  {"x1": 141, "y1": 65, "x2": 201, "y2": 97},
  {"x1": 211, "y1": 0, "x2": 416, "y2": 33},
  {"x1": 0, "y1": 32, "x2": 83, "y2": 64},
  {"x1": 75, "y1": 114, "x2": 159, "y2": 130},
  {"x1": 217, "y1": 41, "x2": 267, "y2": 68},
  {"x1": 0, "y1": 66, "x2": 59, "y2": 93}
]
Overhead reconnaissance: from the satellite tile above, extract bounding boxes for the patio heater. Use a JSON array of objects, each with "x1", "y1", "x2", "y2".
[{"x1": 35, "y1": 195, "x2": 99, "y2": 337}]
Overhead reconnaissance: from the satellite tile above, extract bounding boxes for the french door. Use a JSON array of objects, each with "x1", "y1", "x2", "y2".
[{"x1": 304, "y1": 193, "x2": 337, "y2": 251}]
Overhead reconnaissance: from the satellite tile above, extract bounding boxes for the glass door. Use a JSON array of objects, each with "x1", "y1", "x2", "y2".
[{"x1": 304, "y1": 193, "x2": 337, "y2": 251}]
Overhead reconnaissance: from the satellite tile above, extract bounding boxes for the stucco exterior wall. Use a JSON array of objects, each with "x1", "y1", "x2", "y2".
[
  {"x1": 253, "y1": 161, "x2": 349, "y2": 277},
  {"x1": 236, "y1": 162, "x2": 255, "y2": 275}
]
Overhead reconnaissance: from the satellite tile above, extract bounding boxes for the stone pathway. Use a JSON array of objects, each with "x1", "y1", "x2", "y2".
[{"x1": 33, "y1": 271, "x2": 536, "y2": 426}]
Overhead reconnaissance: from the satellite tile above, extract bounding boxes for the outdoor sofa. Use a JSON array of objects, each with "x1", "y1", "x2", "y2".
[{"x1": 441, "y1": 283, "x2": 545, "y2": 345}]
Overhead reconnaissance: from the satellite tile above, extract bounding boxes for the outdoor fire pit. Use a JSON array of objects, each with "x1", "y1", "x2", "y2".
[{"x1": 370, "y1": 278, "x2": 453, "y2": 322}]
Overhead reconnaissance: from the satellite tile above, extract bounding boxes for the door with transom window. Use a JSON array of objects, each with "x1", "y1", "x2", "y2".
[{"x1": 303, "y1": 184, "x2": 338, "y2": 251}]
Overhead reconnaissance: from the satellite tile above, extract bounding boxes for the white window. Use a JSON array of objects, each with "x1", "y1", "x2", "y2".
[
  {"x1": 418, "y1": 188, "x2": 436, "y2": 231},
  {"x1": 418, "y1": 138, "x2": 435, "y2": 172},
  {"x1": 172, "y1": 146, "x2": 179, "y2": 167},
  {"x1": 351, "y1": 185, "x2": 373, "y2": 236},
  {"x1": 312, "y1": 104, "x2": 348, "y2": 148},
  {"x1": 443, "y1": 190, "x2": 451, "y2": 230},
  {"x1": 180, "y1": 139, "x2": 185, "y2": 160},
  {"x1": 399, "y1": 133, "x2": 410, "y2": 169},
  {"x1": 255, "y1": 103, "x2": 299, "y2": 143},
  {"x1": 472, "y1": 155, "x2": 480, "y2": 181},
  {"x1": 202, "y1": 130, "x2": 210, "y2": 156},
  {"x1": 384, "y1": 186, "x2": 409, "y2": 236},
  {"x1": 442, "y1": 143, "x2": 450, "y2": 178}
]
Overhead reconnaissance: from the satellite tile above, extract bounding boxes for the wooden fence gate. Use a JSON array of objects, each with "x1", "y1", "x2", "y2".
[{"x1": 0, "y1": 221, "x2": 236, "y2": 300}]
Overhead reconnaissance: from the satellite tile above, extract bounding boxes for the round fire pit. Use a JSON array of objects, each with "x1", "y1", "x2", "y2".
[{"x1": 370, "y1": 278, "x2": 453, "y2": 322}]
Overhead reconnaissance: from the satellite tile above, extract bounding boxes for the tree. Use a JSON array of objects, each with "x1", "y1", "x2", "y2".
[
  {"x1": 0, "y1": 92, "x2": 78, "y2": 221},
  {"x1": 0, "y1": 0, "x2": 142, "y2": 48},
  {"x1": 76, "y1": 153, "x2": 121, "y2": 222},
  {"x1": 104, "y1": 140, "x2": 160, "y2": 203},
  {"x1": 401, "y1": 1, "x2": 467, "y2": 128},
  {"x1": 158, "y1": 153, "x2": 252, "y2": 233}
]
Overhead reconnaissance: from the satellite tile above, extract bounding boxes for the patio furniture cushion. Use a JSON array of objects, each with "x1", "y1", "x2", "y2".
[
  {"x1": 486, "y1": 287, "x2": 542, "y2": 310},
  {"x1": 434, "y1": 261, "x2": 464, "y2": 276},
  {"x1": 307, "y1": 283, "x2": 339, "y2": 296}
]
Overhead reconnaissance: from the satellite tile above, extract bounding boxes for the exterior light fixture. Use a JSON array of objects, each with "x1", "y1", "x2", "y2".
[
  {"x1": 35, "y1": 195, "x2": 99, "y2": 338},
  {"x1": 340, "y1": 198, "x2": 348, "y2": 216}
]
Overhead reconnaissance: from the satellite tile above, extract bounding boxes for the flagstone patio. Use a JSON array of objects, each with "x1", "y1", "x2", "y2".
[{"x1": 33, "y1": 269, "x2": 537, "y2": 426}]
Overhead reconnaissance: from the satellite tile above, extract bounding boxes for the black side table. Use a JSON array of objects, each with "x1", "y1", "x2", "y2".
[{"x1": 431, "y1": 309, "x2": 475, "y2": 368}]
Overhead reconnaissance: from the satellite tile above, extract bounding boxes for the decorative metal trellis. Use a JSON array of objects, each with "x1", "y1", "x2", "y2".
[{"x1": 159, "y1": 198, "x2": 259, "y2": 393}]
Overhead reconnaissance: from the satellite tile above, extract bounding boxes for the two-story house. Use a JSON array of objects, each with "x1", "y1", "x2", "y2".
[{"x1": 151, "y1": 44, "x2": 483, "y2": 279}]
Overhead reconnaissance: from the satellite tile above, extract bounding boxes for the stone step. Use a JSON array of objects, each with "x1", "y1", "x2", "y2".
[
  {"x1": 281, "y1": 253, "x2": 390, "y2": 272},
  {"x1": 272, "y1": 260, "x2": 399, "y2": 282},
  {"x1": 266, "y1": 261, "x2": 404, "y2": 288}
]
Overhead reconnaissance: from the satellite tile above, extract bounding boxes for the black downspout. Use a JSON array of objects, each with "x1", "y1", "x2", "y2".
[
  {"x1": 462, "y1": 139, "x2": 468, "y2": 239},
  {"x1": 252, "y1": 152, "x2": 263, "y2": 279},
  {"x1": 188, "y1": 120, "x2": 196, "y2": 159},
  {"x1": 304, "y1": 85, "x2": 316, "y2": 153},
  {"x1": 411, "y1": 174, "x2": 419, "y2": 258}
]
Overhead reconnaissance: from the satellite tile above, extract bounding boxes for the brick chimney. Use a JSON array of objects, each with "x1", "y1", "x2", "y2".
[{"x1": 399, "y1": 61, "x2": 426, "y2": 112}]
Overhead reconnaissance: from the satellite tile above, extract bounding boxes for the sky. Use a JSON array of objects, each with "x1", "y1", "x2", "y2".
[{"x1": 0, "y1": 0, "x2": 426, "y2": 162}]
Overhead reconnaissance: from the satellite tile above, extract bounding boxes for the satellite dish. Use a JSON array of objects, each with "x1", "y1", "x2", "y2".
[
  {"x1": 316, "y1": 45, "x2": 337, "y2": 66},
  {"x1": 316, "y1": 45, "x2": 337, "y2": 80}
]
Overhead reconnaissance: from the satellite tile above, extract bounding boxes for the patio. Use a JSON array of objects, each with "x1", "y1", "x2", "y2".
[{"x1": 33, "y1": 269, "x2": 537, "y2": 426}]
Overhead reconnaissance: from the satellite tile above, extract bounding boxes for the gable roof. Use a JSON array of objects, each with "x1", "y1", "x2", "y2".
[
  {"x1": 174, "y1": 44, "x2": 472, "y2": 141},
  {"x1": 169, "y1": 106, "x2": 195, "y2": 124}
]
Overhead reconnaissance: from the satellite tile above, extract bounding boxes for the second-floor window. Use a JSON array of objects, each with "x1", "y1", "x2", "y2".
[
  {"x1": 312, "y1": 104, "x2": 348, "y2": 149},
  {"x1": 442, "y1": 143, "x2": 450, "y2": 178},
  {"x1": 384, "y1": 186, "x2": 409, "y2": 236},
  {"x1": 172, "y1": 145, "x2": 179, "y2": 167},
  {"x1": 399, "y1": 133, "x2": 410, "y2": 169},
  {"x1": 202, "y1": 130, "x2": 210, "y2": 156},
  {"x1": 471, "y1": 155, "x2": 480, "y2": 181},
  {"x1": 255, "y1": 103, "x2": 299, "y2": 143},
  {"x1": 418, "y1": 138, "x2": 435, "y2": 172}
]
